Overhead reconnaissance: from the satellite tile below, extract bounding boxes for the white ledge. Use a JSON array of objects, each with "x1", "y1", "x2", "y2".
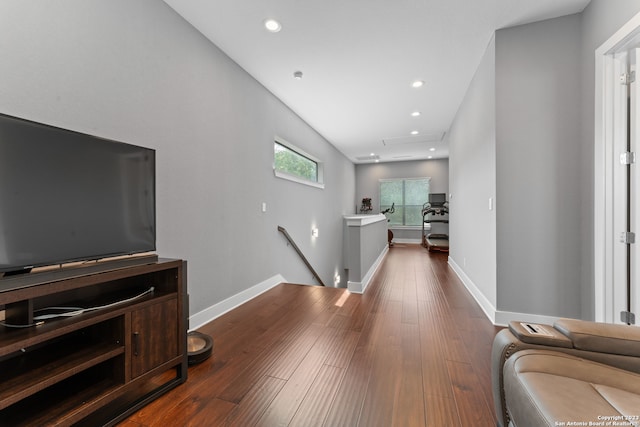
[{"x1": 343, "y1": 213, "x2": 387, "y2": 226}]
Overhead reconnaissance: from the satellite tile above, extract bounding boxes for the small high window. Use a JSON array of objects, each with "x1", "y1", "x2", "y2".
[{"x1": 273, "y1": 138, "x2": 324, "y2": 189}]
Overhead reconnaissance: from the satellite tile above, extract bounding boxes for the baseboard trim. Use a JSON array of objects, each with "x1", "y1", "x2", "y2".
[
  {"x1": 348, "y1": 245, "x2": 389, "y2": 294},
  {"x1": 188, "y1": 274, "x2": 286, "y2": 331},
  {"x1": 447, "y1": 257, "x2": 496, "y2": 323},
  {"x1": 447, "y1": 257, "x2": 559, "y2": 327},
  {"x1": 391, "y1": 238, "x2": 422, "y2": 244}
]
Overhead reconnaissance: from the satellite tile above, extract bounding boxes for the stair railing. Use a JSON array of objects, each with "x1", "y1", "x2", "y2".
[{"x1": 277, "y1": 225, "x2": 326, "y2": 286}]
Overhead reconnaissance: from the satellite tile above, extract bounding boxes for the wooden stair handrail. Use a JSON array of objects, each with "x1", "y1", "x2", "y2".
[{"x1": 277, "y1": 226, "x2": 326, "y2": 286}]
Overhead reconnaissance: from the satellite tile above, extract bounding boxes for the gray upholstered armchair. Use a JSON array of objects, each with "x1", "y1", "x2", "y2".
[{"x1": 492, "y1": 319, "x2": 640, "y2": 427}]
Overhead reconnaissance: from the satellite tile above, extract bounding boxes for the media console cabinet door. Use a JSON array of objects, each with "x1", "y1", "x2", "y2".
[{"x1": 131, "y1": 298, "x2": 178, "y2": 378}]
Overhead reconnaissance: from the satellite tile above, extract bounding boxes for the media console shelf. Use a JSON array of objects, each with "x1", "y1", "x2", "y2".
[{"x1": 0, "y1": 258, "x2": 188, "y2": 426}]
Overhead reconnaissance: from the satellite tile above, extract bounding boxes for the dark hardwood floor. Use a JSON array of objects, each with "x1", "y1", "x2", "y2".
[{"x1": 122, "y1": 244, "x2": 502, "y2": 426}]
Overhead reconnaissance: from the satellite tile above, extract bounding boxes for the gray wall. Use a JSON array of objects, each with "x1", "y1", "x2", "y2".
[
  {"x1": 355, "y1": 159, "x2": 449, "y2": 241},
  {"x1": 446, "y1": 36, "x2": 497, "y2": 308},
  {"x1": 448, "y1": 1, "x2": 640, "y2": 322},
  {"x1": 495, "y1": 14, "x2": 582, "y2": 318},
  {"x1": 0, "y1": 1, "x2": 355, "y2": 319}
]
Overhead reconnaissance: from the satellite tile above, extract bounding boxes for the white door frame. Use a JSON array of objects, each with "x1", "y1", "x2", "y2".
[
  {"x1": 632, "y1": 49, "x2": 640, "y2": 323},
  {"x1": 595, "y1": 12, "x2": 640, "y2": 323}
]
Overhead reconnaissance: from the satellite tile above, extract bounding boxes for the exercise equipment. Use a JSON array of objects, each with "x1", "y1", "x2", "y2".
[
  {"x1": 381, "y1": 203, "x2": 395, "y2": 246},
  {"x1": 422, "y1": 193, "x2": 449, "y2": 252}
]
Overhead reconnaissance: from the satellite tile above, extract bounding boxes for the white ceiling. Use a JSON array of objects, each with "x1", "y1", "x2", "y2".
[{"x1": 163, "y1": 0, "x2": 590, "y2": 164}]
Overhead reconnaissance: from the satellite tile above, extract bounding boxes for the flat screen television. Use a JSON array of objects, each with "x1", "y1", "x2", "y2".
[
  {"x1": 428, "y1": 193, "x2": 446, "y2": 206},
  {"x1": 0, "y1": 113, "x2": 156, "y2": 275}
]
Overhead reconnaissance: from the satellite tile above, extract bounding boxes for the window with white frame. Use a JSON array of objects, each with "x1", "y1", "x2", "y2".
[
  {"x1": 273, "y1": 138, "x2": 324, "y2": 189},
  {"x1": 379, "y1": 178, "x2": 430, "y2": 226}
]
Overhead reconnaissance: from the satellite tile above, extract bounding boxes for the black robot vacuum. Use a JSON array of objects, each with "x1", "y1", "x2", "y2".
[{"x1": 187, "y1": 331, "x2": 213, "y2": 365}]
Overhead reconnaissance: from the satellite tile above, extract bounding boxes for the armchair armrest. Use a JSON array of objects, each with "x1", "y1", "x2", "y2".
[
  {"x1": 554, "y1": 318, "x2": 640, "y2": 357},
  {"x1": 508, "y1": 321, "x2": 572, "y2": 348},
  {"x1": 493, "y1": 320, "x2": 640, "y2": 427}
]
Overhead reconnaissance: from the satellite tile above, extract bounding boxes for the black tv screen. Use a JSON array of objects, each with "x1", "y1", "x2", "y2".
[
  {"x1": 0, "y1": 113, "x2": 156, "y2": 274},
  {"x1": 429, "y1": 193, "x2": 446, "y2": 205}
]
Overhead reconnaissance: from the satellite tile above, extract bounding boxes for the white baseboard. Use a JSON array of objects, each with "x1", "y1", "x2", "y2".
[
  {"x1": 447, "y1": 257, "x2": 559, "y2": 327},
  {"x1": 391, "y1": 238, "x2": 422, "y2": 244},
  {"x1": 447, "y1": 257, "x2": 496, "y2": 323},
  {"x1": 188, "y1": 274, "x2": 286, "y2": 331},
  {"x1": 348, "y1": 246, "x2": 389, "y2": 294}
]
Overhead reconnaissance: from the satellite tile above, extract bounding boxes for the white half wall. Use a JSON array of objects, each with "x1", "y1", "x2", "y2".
[{"x1": 347, "y1": 246, "x2": 388, "y2": 294}]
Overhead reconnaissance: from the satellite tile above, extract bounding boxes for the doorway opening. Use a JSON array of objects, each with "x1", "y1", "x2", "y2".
[{"x1": 595, "y1": 12, "x2": 640, "y2": 324}]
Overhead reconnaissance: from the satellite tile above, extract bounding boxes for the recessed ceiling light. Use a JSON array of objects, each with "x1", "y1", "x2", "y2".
[
  {"x1": 375, "y1": 159, "x2": 380, "y2": 163},
  {"x1": 428, "y1": 156, "x2": 433, "y2": 159},
  {"x1": 264, "y1": 18, "x2": 282, "y2": 33},
  {"x1": 429, "y1": 147, "x2": 436, "y2": 151},
  {"x1": 411, "y1": 130, "x2": 419, "y2": 135},
  {"x1": 293, "y1": 70, "x2": 303, "y2": 80},
  {"x1": 370, "y1": 152, "x2": 375, "y2": 156},
  {"x1": 411, "y1": 80, "x2": 424, "y2": 88},
  {"x1": 411, "y1": 111, "x2": 421, "y2": 117}
]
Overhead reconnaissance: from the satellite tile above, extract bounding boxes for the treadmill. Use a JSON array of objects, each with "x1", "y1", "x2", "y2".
[{"x1": 422, "y1": 193, "x2": 449, "y2": 252}]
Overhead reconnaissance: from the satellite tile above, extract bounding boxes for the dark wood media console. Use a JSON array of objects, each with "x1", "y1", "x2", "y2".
[{"x1": 0, "y1": 258, "x2": 188, "y2": 426}]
